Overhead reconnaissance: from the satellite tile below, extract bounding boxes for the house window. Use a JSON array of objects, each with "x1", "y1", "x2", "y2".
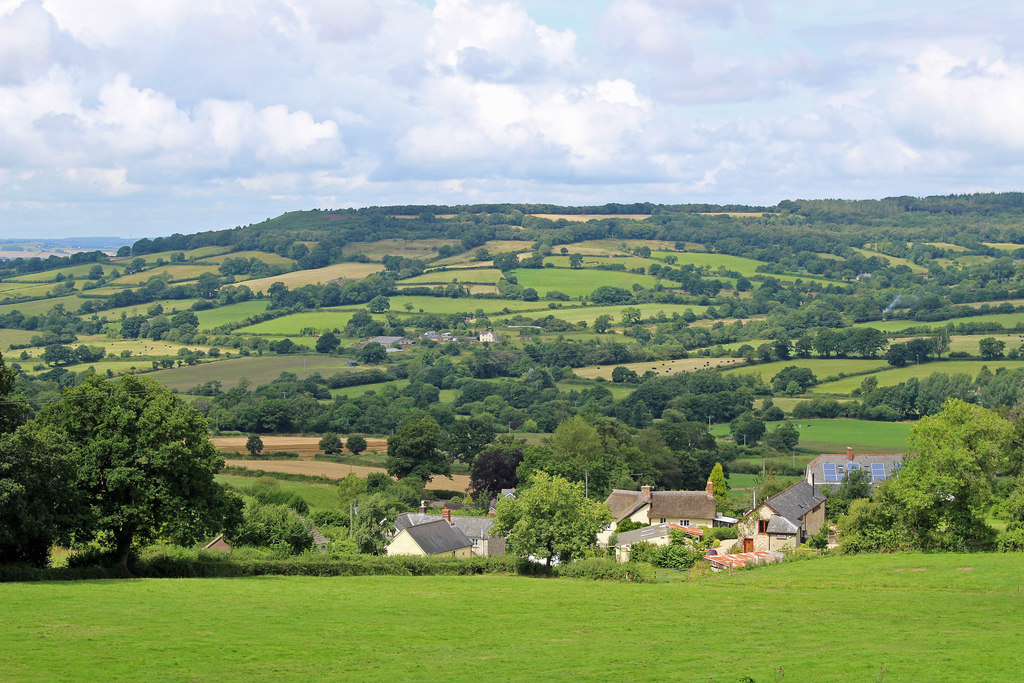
[
  {"x1": 681, "y1": 519, "x2": 690, "y2": 526},
  {"x1": 758, "y1": 520, "x2": 769, "y2": 534},
  {"x1": 659, "y1": 518, "x2": 666, "y2": 523},
  {"x1": 777, "y1": 535, "x2": 787, "y2": 540}
]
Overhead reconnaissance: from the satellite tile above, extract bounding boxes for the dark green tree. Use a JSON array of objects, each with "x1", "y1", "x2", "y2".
[
  {"x1": 315, "y1": 332, "x2": 340, "y2": 354},
  {"x1": 386, "y1": 417, "x2": 449, "y2": 482},
  {"x1": 246, "y1": 434, "x2": 264, "y2": 455},
  {"x1": 346, "y1": 434, "x2": 368, "y2": 456},
  {"x1": 0, "y1": 424, "x2": 81, "y2": 566},
  {"x1": 319, "y1": 432, "x2": 343, "y2": 455},
  {"x1": 36, "y1": 375, "x2": 232, "y2": 571}
]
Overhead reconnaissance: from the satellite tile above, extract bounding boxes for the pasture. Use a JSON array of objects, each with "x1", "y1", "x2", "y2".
[
  {"x1": 810, "y1": 359, "x2": 1024, "y2": 394},
  {"x1": 0, "y1": 328, "x2": 37, "y2": 350},
  {"x1": 130, "y1": 246, "x2": 231, "y2": 263},
  {"x1": 194, "y1": 250, "x2": 295, "y2": 266},
  {"x1": 147, "y1": 356, "x2": 360, "y2": 391},
  {"x1": 0, "y1": 294, "x2": 88, "y2": 315},
  {"x1": 649, "y1": 251, "x2": 769, "y2": 277},
  {"x1": 757, "y1": 418, "x2": 912, "y2": 452},
  {"x1": 493, "y1": 302, "x2": 708, "y2": 326},
  {"x1": 240, "y1": 263, "x2": 384, "y2": 293},
  {"x1": 528, "y1": 213, "x2": 652, "y2": 222},
  {"x1": 108, "y1": 264, "x2": 221, "y2": 286},
  {"x1": 195, "y1": 300, "x2": 271, "y2": 329},
  {"x1": 97, "y1": 298, "x2": 203, "y2": 320},
  {"x1": 2, "y1": 553, "x2": 1022, "y2": 680},
  {"x1": 401, "y1": 268, "x2": 504, "y2": 284},
  {"x1": 341, "y1": 238, "x2": 460, "y2": 260},
  {"x1": 214, "y1": 474, "x2": 340, "y2": 510},
  {"x1": 572, "y1": 356, "x2": 740, "y2": 380},
  {"x1": 235, "y1": 311, "x2": 371, "y2": 336},
  {"x1": 723, "y1": 358, "x2": 889, "y2": 380},
  {"x1": 510, "y1": 267, "x2": 659, "y2": 297},
  {"x1": 0, "y1": 281, "x2": 57, "y2": 299},
  {"x1": 3, "y1": 262, "x2": 115, "y2": 282},
  {"x1": 382, "y1": 295, "x2": 542, "y2": 315}
]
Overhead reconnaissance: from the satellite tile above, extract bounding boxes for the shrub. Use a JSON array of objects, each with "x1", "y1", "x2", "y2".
[
  {"x1": 706, "y1": 526, "x2": 737, "y2": 542},
  {"x1": 554, "y1": 558, "x2": 654, "y2": 582}
]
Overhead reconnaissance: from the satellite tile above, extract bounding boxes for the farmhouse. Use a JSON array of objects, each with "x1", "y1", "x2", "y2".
[
  {"x1": 478, "y1": 329, "x2": 499, "y2": 343},
  {"x1": 599, "y1": 483, "x2": 718, "y2": 545},
  {"x1": 353, "y1": 335, "x2": 416, "y2": 349},
  {"x1": 394, "y1": 508, "x2": 505, "y2": 557},
  {"x1": 386, "y1": 518, "x2": 474, "y2": 558},
  {"x1": 805, "y1": 447, "x2": 903, "y2": 490},
  {"x1": 736, "y1": 481, "x2": 826, "y2": 553}
]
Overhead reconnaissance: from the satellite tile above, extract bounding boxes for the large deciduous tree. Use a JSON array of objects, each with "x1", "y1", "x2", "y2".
[
  {"x1": 492, "y1": 472, "x2": 611, "y2": 567},
  {"x1": 36, "y1": 374, "x2": 233, "y2": 571},
  {"x1": 0, "y1": 424, "x2": 81, "y2": 566},
  {"x1": 840, "y1": 399, "x2": 1013, "y2": 553},
  {"x1": 386, "y1": 417, "x2": 449, "y2": 482}
]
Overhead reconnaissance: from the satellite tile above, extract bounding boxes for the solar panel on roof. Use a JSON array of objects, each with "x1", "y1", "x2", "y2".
[
  {"x1": 823, "y1": 463, "x2": 839, "y2": 482},
  {"x1": 849, "y1": 463, "x2": 861, "y2": 471},
  {"x1": 871, "y1": 463, "x2": 886, "y2": 482}
]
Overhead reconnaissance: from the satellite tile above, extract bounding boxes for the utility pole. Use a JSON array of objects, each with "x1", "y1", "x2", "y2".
[{"x1": 707, "y1": 415, "x2": 713, "y2": 428}]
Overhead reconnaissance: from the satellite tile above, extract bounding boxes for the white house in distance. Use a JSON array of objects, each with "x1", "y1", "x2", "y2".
[
  {"x1": 599, "y1": 483, "x2": 719, "y2": 545},
  {"x1": 804, "y1": 447, "x2": 903, "y2": 490},
  {"x1": 478, "y1": 329, "x2": 499, "y2": 343}
]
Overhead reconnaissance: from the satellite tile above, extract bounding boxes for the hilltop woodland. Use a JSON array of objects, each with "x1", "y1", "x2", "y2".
[{"x1": 4, "y1": 194, "x2": 1024, "y2": 569}]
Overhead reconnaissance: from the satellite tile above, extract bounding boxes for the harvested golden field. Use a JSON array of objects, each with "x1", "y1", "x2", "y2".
[
  {"x1": 572, "y1": 356, "x2": 741, "y2": 380},
  {"x1": 241, "y1": 262, "x2": 384, "y2": 293},
  {"x1": 342, "y1": 238, "x2": 460, "y2": 260},
  {"x1": 213, "y1": 435, "x2": 387, "y2": 457}
]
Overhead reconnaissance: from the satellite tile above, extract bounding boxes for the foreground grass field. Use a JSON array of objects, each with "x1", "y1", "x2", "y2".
[{"x1": 2, "y1": 553, "x2": 1022, "y2": 680}]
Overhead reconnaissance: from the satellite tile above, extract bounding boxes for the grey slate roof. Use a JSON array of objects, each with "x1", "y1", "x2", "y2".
[
  {"x1": 403, "y1": 519, "x2": 473, "y2": 555},
  {"x1": 395, "y1": 513, "x2": 497, "y2": 541},
  {"x1": 806, "y1": 453, "x2": 903, "y2": 487},
  {"x1": 763, "y1": 481, "x2": 826, "y2": 526},
  {"x1": 765, "y1": 515, "x2": 801, "y2": 534},
  {"x1": 614, "y1": 523, "x2": 674, "y2": 547}
]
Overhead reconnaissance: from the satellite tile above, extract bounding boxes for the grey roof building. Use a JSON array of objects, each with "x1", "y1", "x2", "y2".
[
  {"x1": 805, "y1": 447, "x2": 903, "y2": 489},
  {"x1": 396, "y1": 519, "x2": 473, "y2": 556},
  {"x1": 394, "y1": 511, "x2": 505, "y2": 556}
]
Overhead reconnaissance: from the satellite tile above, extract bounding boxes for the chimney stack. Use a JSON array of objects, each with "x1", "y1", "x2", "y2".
[
  {"x1": 442, "y1": 507, "x2": 452, "y2": 524},
  {"x1": 418, "y1": 500, "x2": 427, "y2": 514},
  {"x1": 847, "y1": 446, "x2": 854, "y2": 461},
  {"x1": 706, "y1": 479, "x2": 714, "y2": 496},
  {"x1": 641, "y1": 484, "x2": 651, "y2": 499}
]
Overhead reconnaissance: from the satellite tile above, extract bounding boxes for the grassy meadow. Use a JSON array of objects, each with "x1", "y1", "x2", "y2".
[
  {"x1": 2, "y1": 553, "x2": 1022, "y2": 681},
  {"x1": 147, "y1": 356, "x2": 360, "y2": 391},
  {"x1": 510, "y1": 267, "x2": 659, "y2": 297},
  {"x1": 811, "y1": 359, "x2": 1024, "y2": 394},
  {"x1": 240, "y1": 263, "x2": 384, "y2": 293}
]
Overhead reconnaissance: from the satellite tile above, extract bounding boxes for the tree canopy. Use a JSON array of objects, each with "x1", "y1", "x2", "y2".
[{"x1": 492, "y1": 472, "x2": 611, "y2": 567}]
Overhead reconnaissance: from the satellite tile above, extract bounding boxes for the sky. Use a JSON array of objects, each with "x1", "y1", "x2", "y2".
[{"x1": 2, "y1": 0, "x2": 1024, "y2": 239}]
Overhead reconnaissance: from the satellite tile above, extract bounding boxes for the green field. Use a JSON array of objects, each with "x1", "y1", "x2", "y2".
[
  {"x1": 2, "y1": 553, "x2": 1022, "y2": 680},
  {"x1": 235, "y1": 310, "x2": 372, "y2": 336},
  {"x1": 330, "y1": 378, "x2": 411, "y2": 399},
  {"x1": 850, "y1": 311, "x2": 1024, "y2": 333},
  {"x1": 108, "y1": 264, "x2": 222, "y2": 286},
  {"x1": 0, "y1": 294, "x2": 88, "y2": 316},
  {"x1": 215, "y1": 474, "x2": 340, "y2": 510},
  {"x1": 0, "y1": 281, "x2": 56, "y2": 298},
  {"x1": 4, "y1": 262, "x2": 116, "y2": 282},
  {"x1": 96, "y1": 298, "x2": 204, "y2": 320},
  {"x1": 717, "y1": 418, "x2": 913, "y2": 452},
  {"x1": 811, "y1": 359, "x2": 1024, "y2": 394},
  {"x1": 510, "y1": 268, "x2": 660, "y2": 297},
  {"x1": 402, "y1": 268, "x2": 504, "y2": 285},
  {"x1": 194, "y1": 250, "x2": 295, "y2": 266},
  {"x1": 542, "y1": 255, "x2": 663, "y2": 270},
  {"x1": 194, "y1": 300, "x2": 271, "y2": 329},
  {"x1": 147, "y1": 355, "x2": 359, "y2": 390},
  {"x1": 127, "y1": 246, "x2": 231, "y2": 264},
  {"x1": 0, "y1": 328, "x2": 38, "y2": 350},
  {"x1": 382, "y1": 295, "x2": 542, "y2": 315},
  {"x1": 723, "y1": 358, "x2": 889, "y2": 380},
  {"x1": 493, "y1": 302, "x2": 709, "y2": 326},
  {"x1": 852, "y1": 247, "x2": 927, "y2": 273}
]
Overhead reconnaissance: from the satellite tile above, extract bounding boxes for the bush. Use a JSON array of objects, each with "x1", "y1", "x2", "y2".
[
  {"x1": 555, "y1": 558, "x2": 654, "y2": 582},
  {"x1": 706, "y1": 526, "x2": 738, "y2": 541}
]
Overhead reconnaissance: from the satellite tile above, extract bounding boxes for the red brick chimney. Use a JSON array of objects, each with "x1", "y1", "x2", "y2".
[
  {"x1": 442, "y1": 507, "x2": 452, "y2": 524},
  {"x1": 418, "y1": 500, "x2": 427, "y2": 514},
  {"x1": 706, "y1": 479, "x2": 714, "y2": 496},
  {"x1": 641, "y1": 485, "x2": 651, "y2": 499},
  {"x1": 847, "y1": 446, "x2": 854, "y2": 461}
]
